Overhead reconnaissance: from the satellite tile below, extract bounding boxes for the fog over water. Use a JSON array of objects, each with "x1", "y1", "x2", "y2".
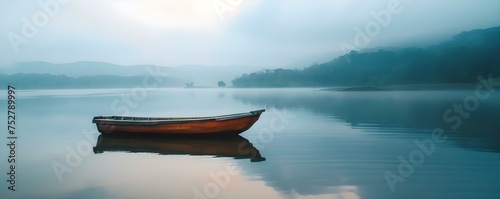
[{"x1": 1, "y1": 1, "x2": 500, "y2": 199}]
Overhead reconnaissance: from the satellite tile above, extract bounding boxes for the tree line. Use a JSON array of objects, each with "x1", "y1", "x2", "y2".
[
  {"x1": 0, "y1": 73, "x2": 183, "y2": 89},
  {"x1": 232, "y1": 26, "x2": 500, "y2": 87}
]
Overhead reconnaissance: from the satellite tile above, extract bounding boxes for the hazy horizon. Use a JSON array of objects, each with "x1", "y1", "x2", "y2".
[
  {"x1": 1, "y1": 2, "x2": 500, "y2": 198},
  {"x1": 1, "y1": 0, "x2": 500, "y2": 68}
]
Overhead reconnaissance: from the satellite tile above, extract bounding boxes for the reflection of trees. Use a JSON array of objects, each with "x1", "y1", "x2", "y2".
[
  {"x1": 233, "y1": 90, "x2": 500, "y2": 152},
  {"x1": 232, "y1": 90, "x2": 500, "y2": 198}
]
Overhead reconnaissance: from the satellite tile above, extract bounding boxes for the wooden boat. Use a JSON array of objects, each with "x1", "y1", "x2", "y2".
[
  {"x1": 93, "y1": 134, "x2": 266, "y2": 162},
  {"x1": 92, "y1": 109, "x2": 265, "y2": 135}
]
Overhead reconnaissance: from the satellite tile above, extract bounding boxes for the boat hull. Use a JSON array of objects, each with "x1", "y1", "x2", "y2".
[{"x1": 92, "y1": 110, "x2": 264, "y2": 135}]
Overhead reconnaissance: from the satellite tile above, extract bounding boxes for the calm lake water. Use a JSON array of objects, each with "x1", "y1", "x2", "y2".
[{"x1": 1, "y1": 88, "x2": 499, "y2": 199}]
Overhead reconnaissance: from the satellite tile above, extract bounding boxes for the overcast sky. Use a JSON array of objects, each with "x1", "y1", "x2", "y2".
[{"x1": 1, "y1": 0, "x2": 499, "y2": 67}]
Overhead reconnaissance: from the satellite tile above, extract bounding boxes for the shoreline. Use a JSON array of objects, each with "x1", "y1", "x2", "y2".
[{"x1": 321, "y1": 82, "x2": 500, "y2": 91}]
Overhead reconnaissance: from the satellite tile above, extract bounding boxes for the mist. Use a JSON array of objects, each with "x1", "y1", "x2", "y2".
[{"x1": 1, "y1": 0, "x2": 499, "y2": 68}]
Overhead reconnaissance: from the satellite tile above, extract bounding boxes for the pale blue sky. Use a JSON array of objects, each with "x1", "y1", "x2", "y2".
[{"x1": 1, "y1": 0, "x2": 499, "y2": 67}]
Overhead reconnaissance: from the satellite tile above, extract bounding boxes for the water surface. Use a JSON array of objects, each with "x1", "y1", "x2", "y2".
[{"x1": 1, "y1": 88, "x2": 499, "y2": 199}]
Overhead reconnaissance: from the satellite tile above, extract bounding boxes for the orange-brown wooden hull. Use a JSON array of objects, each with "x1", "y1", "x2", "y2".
[{"x1": 92, "y1": 110, "x2": 264, "y2": 135}]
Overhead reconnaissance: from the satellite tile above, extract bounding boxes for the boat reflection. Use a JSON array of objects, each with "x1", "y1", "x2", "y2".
[{"x1": 93, "y1": 134, "x2": 266, "y2": 162}]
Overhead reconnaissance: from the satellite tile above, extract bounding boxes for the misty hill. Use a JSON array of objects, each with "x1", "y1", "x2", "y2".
[
  {"x1": 0, "y1": 62, "x2": 268, "y2": 87},
  {"x1": 0, "y1": 61, "x2": 148, "y2": 77},
  {"x1": 232, "y1": 26, "x2": 500, "y2": 87},
  {"x1": 0, "y1": 73, "x2": 183, "y2": 89}
]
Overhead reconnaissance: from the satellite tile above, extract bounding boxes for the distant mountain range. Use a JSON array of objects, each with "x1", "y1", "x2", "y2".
[
  {"x1": 0, "y1": 73, "x2": 183, "y2": 89},
  {"x1": 232, "y1": 26, "x2": 500, "y2": 87},
  {"x1": 0, "y1": 62, "x2": 269, "y2": 88},
  {"x1": 2, "y1": 26, "x2": 500, "y2": 89}
]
